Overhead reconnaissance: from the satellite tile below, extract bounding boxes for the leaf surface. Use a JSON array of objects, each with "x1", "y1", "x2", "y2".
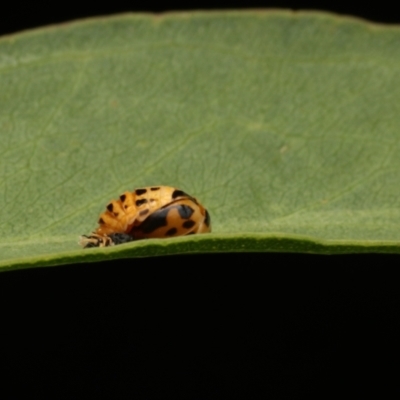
[{"x1": 1, "y1": 11, "x2": 400, "y2": 271}]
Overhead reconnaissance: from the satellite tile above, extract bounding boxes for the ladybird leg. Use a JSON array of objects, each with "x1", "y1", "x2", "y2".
[
  {"x1": 79, "y1": 233, "x2": 114, "y2": 248},
  {"x1": 79, "y1": 236, "x2": 93, "y2": 248},
  {"x1": 79, "y1": 234, "x2": 98, "y2": 248}
]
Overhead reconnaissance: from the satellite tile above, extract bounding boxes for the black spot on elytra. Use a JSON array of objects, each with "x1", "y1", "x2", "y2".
[
  {"x1": 107, "y1": 203, "x2": 113, "y2": 212},
  {"x1": 204, "y1": 209, "x2": 211, "y2": 227},
  {"x1": 166, "y1": 227, "x2": 177, "y2": 236},
  {"x1": 177, "y1": 204, "x2": 194, "y2": 219},
  {"x1": 136, "y1": 199, "x2": 148, "y2": 207},
  {"x1": 109, "y1": 233, "x2": 135, "y2": 245},
  {"x1": 150, "y1": 187, "x2": 160, "y2": 191},
  {"x1": 182, "y1": 220, "x2": 196, "y2": 229},
  {"x1": 135, "y1": 188, "x2": 147, "y2": 196},
  {"x1": 139, "y1": 209, "x2": 149, "y2": 217},
  {"x1": 138, "y1": 208, "x2": 170, "y2": 233},
  {"x1": 120, "y1": 194, "x2": 126, "y2": 202},
  {"x1": 98, "y1": 218, "x2": 105, "y2": 224},
  {"x1": 172, "y1": 189, "x2": 189, "y2": 199}
]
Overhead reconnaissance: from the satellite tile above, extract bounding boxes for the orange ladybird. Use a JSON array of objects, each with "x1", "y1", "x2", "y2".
[{"x1": 80, "y1": 186, "x2": 211, "y2": 248}]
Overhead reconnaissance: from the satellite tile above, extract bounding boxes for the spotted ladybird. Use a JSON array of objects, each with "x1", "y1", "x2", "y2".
[{"x1": 80, "y1": 186, "x2": 211, "y2": 248}]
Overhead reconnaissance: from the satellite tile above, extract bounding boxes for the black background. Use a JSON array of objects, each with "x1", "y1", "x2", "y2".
[
  {"x1": 1, "y1": 254, "x2": 399, "y2": 397},
  {"x1": 1, "y1": 2, "x2": 400, "y2": 398},
  {"x1": 1, "y1": 1, "x2": 400, "y2": 36}
]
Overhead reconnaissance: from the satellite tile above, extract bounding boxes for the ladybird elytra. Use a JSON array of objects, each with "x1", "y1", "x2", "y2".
[{"x1": 79, "y1": 186, "x2": 211, "y2": 248}]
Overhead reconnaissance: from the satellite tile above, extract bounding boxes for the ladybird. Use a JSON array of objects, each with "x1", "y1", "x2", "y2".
[{"x1": 79, "y1": 186, "x2": 211, "y2": 248}]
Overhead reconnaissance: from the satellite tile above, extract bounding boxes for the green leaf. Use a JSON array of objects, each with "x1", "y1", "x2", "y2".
[{"x1": 1, "y1": 11, "x2": 400, "y2": 271}]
